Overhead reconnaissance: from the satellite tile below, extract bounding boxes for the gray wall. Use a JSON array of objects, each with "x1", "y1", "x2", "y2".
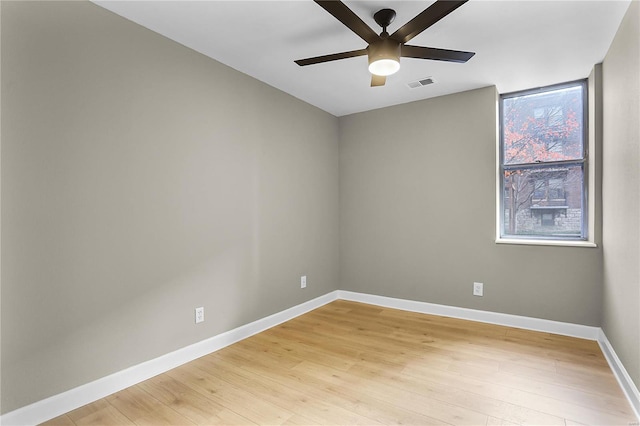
[
  {"x1": 1, "y1": 1, "x2": 339, "y2": 413},
  {"x1": 602, "y1": 0, "x2": 640, "y2": 392},
  {"x1": 339, "y1": 86, "x2": 603, "y2": 326}
]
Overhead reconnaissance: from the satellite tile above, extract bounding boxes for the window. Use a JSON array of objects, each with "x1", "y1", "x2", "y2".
[
  {"x1": 532, "y1": 176, "x2": 566, "y2": 201},
  {"x1": 499, "y1": 81, "x2": 587, "y2": 242},
  {"x1": 541, "y1": 212, "x2": 554, "y2": 227},
  {"x1": 534, "y1": 106, "x2": 564, "y2": 127}
]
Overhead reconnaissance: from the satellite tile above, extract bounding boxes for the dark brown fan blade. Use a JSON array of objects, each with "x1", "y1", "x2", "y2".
[
  {"x1": 295, "y1": 49, "x2": 367, "y2": 66},
  {"x1": 314, "y1": 0, "x2": 380, "y2": 44},
  {"x1": 371, "y1": 75, "x2": 386, "y2": 87},
  {"x1": 391, "y1": 0, "x2": 468, "y2": 44},
  {"x1": 401, "y1": 45, "x2": 475, "y2": 63}
]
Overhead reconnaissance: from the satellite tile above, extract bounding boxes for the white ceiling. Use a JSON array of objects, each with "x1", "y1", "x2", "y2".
[{"x1": 94, "y1": 0, "x2": 631, "y2": 117}]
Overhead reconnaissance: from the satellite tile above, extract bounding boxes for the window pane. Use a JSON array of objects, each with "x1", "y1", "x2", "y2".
[
  {"x1": 502, "y1": 165, "x2": 583, "y2": 238},
  {"x1": 503, "y1": 86, "x2": 583, "y2": 165}
]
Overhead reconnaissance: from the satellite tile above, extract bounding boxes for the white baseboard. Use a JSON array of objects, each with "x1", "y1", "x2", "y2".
[
  {"x1": 337, "y1": 290, "x2": 600, "y2": 340},
  {"x1": 0, "y1": 291, "x2": 339, "y2": 426},
  {"x1": 597, "y1": 329, "x2": 640, "y2": 420},
  {"x1": 3, "y1": 289, "x2": 639, "y2": 424}
]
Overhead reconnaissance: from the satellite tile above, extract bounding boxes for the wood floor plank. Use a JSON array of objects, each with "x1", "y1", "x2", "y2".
[
  {"x1": 245, "y1": 332, "x2": 357, "y2": 371},
  {"x1": 166, "y1": 363, "x2": 293, "y2": 425},
  {"x1": 65, "y1": 399, "x2": 135, "y2": 426},
  {"x1": 486, "y1": 416, "x2": 520, "y2": 425},
  {"x1": 454, "y1": 361, "x2": 630, "y2": 415},
  {"x1": 403, "y1": 360, "x2": 634, "y2": 425},
  {"x1": 202, "y1": 353, "x2": 386, "y2": 425},
  {"x1": 223, "y1": 342, "x2": 448, "y2": 425},
  {"x1": 39, "y1": 414, "x2": 76, "y2": 426},
  {"x1": 38, "y1": 300, "x2": 637, "y2": 426},
  {"x1": 137, "y1": 374, "x2": 254, "y2": 425},
  {"x1": 342, "y1": 372, "x2": 490, "y2": 425},
  {"x1": 105, "y1": 386, "x2": 197, "y2": 425},
  {"x1": 342, "y1": 360, "x2": 566, "y2": 425}
]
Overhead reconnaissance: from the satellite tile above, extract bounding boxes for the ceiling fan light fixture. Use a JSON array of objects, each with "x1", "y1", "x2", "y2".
[
  {"x1": 367, "y1": 39, "x2": 401, "y2": 76},
  {"x1": 369, "y1": 58, "x2": 400, "y2": 76}
]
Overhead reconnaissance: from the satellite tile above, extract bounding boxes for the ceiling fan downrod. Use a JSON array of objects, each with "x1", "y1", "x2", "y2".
[{"x1": 373, "y1": 8, "x2": 396, "y2": 37}]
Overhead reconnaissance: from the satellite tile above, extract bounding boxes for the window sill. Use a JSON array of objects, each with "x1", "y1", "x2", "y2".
[{"x1": 495, "y1": 238, "x2": 597, "y2": 248}]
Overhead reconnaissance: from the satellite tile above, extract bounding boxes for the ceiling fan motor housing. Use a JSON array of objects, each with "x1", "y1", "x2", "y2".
[{"x1": 367, "y1": 38, "x2": 401, "y2": 75}]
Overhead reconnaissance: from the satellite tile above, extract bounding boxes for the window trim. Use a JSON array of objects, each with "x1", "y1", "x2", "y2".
[{"x1": 496, "y1": 79, "x2": 597, "y2": 247}]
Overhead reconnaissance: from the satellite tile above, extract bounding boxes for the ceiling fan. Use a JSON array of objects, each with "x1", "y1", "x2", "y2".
[{"x1": 295, "y1": 0, "x2": 475, "y2": 87}]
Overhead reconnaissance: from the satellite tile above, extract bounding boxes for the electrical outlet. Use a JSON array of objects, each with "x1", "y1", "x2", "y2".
[
  {"x1": 195, "y1": 307, "x2": 204, "y2": 324},
  {"x1": 301, "y1": 275, "x2": 307, "y2": 289},
  {"x1": 473, "y1": 282, "x2": 484, "y2": 297}
]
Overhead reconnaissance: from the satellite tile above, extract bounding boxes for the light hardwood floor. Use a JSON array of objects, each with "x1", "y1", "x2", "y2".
[{"x1": 42, "y1": 300, "x2": 637, "y2": 425}]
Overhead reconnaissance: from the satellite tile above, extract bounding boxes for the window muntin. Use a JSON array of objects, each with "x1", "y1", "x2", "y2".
[{"x1": 500, "y1": 81, "x2": 587, "y2": 241}]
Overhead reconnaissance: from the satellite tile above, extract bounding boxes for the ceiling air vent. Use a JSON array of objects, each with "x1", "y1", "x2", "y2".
[{"x1": 407, "y1": 77, "x2": 436, "y2": 89}]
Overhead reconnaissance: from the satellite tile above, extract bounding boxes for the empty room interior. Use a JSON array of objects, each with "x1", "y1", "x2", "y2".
[{"x1": 1, "y1": 0, "x2": 639, "y2": 425}]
